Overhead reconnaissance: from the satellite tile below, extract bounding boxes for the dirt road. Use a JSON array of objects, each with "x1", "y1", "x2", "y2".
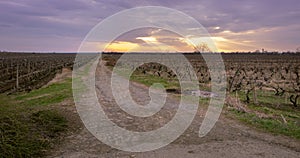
[{"x1": 49, "y1": 60, "x2": 300, "y2": 158}]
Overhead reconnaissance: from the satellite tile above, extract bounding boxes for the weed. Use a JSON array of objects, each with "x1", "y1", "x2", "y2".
[{"x1": 0, "y1": 78, "x2": 71, "y2": 157}]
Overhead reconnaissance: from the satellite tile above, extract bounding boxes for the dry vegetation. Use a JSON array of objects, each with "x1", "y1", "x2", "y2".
[
  {"x1": 0, "y1": 53, "x2": 75, "y2": 93},
  {"x1": 103, "y1": 52, "x2": 300, "y2": 139},
  {"x1": 103, "y1": 53, "x2": 300, "y2": 107}
]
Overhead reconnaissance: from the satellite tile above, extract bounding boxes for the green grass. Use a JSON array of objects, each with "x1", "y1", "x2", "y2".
[
  {"x1": 15, "y1": 78, "x2": 72, "y2": 101},
  {"x1": 237, "y1": 90, "x2": 288, "y2": 106},
  {"x1": 229, "y1": 90, "x2": 300, "y2": 139},
  {"x1": 109, "y1": 65, "x2": 210, "y2": 91},
  {"x1": 31, "y1": 110, "x2": 67, "y2": 137},
  {"x1": 130, "y1": 73, "x2": 180, "y2": 89},
  {"x1": 129, "y1": 70, "x2": 213, "y2": 109},
  {"x1": 110, "y1": 65, "x2": 212, "y2": 105},
  {"x1": 0, "y1": 78, "x2": 72, "y2": 157},
  {"x1": 229, "y1": 109, "x2": 300, "y2": 139}
]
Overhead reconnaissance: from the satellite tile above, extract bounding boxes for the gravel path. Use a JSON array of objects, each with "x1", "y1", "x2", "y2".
[{"x1": 49, "y1": 60, "x2": 300, "y2": 158}]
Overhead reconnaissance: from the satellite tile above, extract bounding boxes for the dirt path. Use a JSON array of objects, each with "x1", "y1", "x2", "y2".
[{"x1": 49, "y1": 61, "x2": 300, "y2": 158}]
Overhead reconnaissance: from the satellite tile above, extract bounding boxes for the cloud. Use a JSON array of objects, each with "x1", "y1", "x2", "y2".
[
  {"x1": 102, "y1": 28, "x2": 195, "y2": 52},
  {"x1": 0, "y1": 0, "x2": 299, "y2": 52}
]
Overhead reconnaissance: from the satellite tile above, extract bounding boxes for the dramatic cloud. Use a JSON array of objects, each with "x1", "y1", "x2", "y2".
[
  {"x1": 104, "y1": 28, "x2": 194, "y2": 52},
  {"x1": 0, "y1": 0, "x2": 299, "y2": 52}
]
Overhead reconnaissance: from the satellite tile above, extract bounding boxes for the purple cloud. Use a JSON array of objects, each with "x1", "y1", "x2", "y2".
[{"x1": 0, "y1": 0, "x2": 299, "y2": 52}]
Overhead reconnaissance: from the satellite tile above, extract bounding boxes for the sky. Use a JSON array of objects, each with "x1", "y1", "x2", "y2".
[
  {"x1": 0, "y1": 0, "x2": 299, "y2": 52},
  {"x1": 104, "y1": 28, "x2": 198, "y2": 53}
]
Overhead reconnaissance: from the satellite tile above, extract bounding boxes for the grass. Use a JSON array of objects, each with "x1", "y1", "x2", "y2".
[
  {"x1": 229, "y1": 109, "x2": 300, "y2": 139},
  {"x1": 228, "y1": 90, "x2": 300, "y2": 139},
  {"x1": 0, "y1": 78, "x2": 72, "y2": 157},
  {"x1": 108, "y1": 64, "x2": 211, "y2": 91},
  {"x1": 130, "y1": 73, "x2": 180, "y2": 89},
  {"x1": 237, "y1": 90, "x2": 289, "y2": 106},
  {"x1": 129, "y1": 70, "x2": 212, "y2": 109}
]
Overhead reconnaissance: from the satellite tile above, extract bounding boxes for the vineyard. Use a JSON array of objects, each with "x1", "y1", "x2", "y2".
[
  {"x1": 0, "y1": 53, "x2": 77, "y2": 93},
  {"x1": 1, "y1": 52, "x2": 299, "y2": 157},
  {"x1": 222, "y1": 53, "x2": 300, "y2": 107},
  {"x1": 0, "y1": 52, "x2": 99, "y2": 94},
  {"x1": 103, "y1": 53, "x2": 300, "y2": 108}
]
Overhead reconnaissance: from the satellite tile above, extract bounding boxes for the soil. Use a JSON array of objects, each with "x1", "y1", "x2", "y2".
[
  {"x1": 46, "y1": 68, "x2": 72, "y2": 86},
  {"x1": 48, "y1": 60, "x2": 300, "y2": 158}
]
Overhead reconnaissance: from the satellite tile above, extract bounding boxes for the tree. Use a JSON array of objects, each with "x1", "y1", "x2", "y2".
[
  {"x1": 193, "y1": 43, "x2": 212, "y2": 53},
  {"x1": 296, "y1": 47, "x2": 300, "y2": 53}
]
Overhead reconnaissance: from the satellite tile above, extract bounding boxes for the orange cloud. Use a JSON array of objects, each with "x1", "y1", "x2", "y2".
[
  {"x1": 136, "y1": 36, "x2": 158, "y2": 44},
  {"x1": 105, "y1": 41, "x2": 139, "y2": 52}
]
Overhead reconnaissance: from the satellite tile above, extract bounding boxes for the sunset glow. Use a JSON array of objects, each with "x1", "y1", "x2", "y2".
[
  {"x1": 0, "y1": 1, "x2": 298, "y2": 52},
  {"x1": 136, "y1": 37, "x2": 158, "y2": 44},
  {"x1": 105, "y1": 41, "x2": 139, "y2": 52}
]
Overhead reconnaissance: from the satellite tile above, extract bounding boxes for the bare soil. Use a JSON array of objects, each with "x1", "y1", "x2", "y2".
[
  {"x1": 46, "y1": 68, "x2": 72, "y2": 86},
  {"x1": 48, "y1": 61, "x2": 300, "y2": 158}
]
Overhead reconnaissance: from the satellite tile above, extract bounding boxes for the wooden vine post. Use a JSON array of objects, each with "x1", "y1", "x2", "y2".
[{"x1": 16, "y1": 63, "x2": 19, "y2": 90}]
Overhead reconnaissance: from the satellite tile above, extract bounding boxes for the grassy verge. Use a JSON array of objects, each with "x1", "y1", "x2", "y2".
[
  {"x1": 229, "y1": 109, "x2": 300, "y2": 139},
  {"x1": 129, "y1": 70, "x2": 211, "y2": 106},
  {"x1": 228, "y1": 90, "x2": 300, "y2": 139},
  {"x1": 0, "y1": 78, "x2": 72, "y2": 157},
  {"x1": 130, "y1": 73, "x2": 180, "y2": 89}
]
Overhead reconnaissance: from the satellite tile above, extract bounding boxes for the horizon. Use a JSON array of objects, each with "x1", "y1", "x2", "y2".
[{"x1": 1, "y1": 51, "x2": 300, "y2": 54}]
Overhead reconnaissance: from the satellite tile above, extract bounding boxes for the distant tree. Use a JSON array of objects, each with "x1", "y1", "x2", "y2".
[
  {"x1": 193, "y1": 43, "x2": 212, "y2": 53},
  {"x1": 296, "y1": 47, "x2": 300, "y2": 53},
  {"x1": 254, "y1": 50, "x2": 260, "y2": 53}
]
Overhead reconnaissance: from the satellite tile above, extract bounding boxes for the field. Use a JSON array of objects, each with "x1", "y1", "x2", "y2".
[
  {"x1": 0, "y1": 53, "x2": 76, "y2": 93},
  {"x1": 0, "y1": 52, "x2": 300, "y2": 157},
  {"x1": 103, "y1": 53, "x2": 300, "y2": 138},
  {"x1": 0, "y1": 75, "x2": 74, "y2": 157},
  {"x1": 103, "y1": 53, "x2": 300, "y2": 105}
]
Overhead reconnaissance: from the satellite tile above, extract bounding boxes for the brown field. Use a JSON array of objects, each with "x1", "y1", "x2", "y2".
[{"x1": 1, "y1": 52, "x2": 300, "y2": 157}]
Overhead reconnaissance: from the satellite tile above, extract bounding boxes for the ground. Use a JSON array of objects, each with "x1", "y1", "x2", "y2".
[{"x1": 47, "y1": 60, "x2": 300, "y2": 158}]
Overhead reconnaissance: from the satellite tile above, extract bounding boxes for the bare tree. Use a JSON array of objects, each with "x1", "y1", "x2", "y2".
[
  {"x1": 296, "y1": 47, "x2": 300, "y2": 53},
  {"x1": 193, "y1": 43, "x2": 212, "y2": 53}
]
